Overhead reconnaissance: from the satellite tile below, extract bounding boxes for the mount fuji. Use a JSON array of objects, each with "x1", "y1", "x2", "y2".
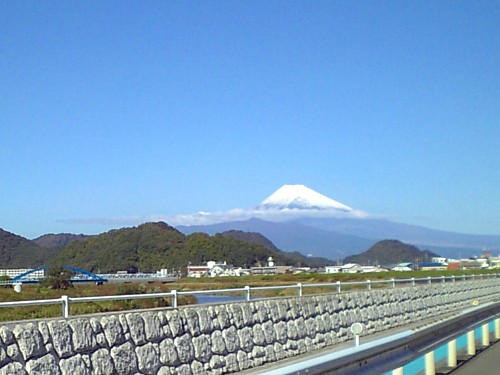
[
  {"x1": 257, "y1": 184, "x2": 353, "y2": 212},
  {"x1": 177, "y1": 184, "x2": 500, "y2": 260}
]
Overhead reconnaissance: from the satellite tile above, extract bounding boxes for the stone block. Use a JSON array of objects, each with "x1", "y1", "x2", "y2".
[
  {"x1": 0, "y1": 347, "x2": 8, "y2": 367},
  {"x1": 0, "y1": 328, "x2": 14, "y2": 346},
  {"x1": 6, "y1": 344, "x2": 22, "y2": 363},
  {"x1": 0, "y1": 361, "x2": 27, "y2": 375},
  {"x1": 229, "y1": 304, "x2": 244, "y2": 329},
  {"x1": 222, "y1": 326, "x2": 239, "y2": 353},
  {"x1": 69, "y1": 319, "x2": 97, "y2": 353},
  {"x1": 165, "y1": 310, "x2": 184, "y2": 337},
  {"x1": 25, "y1": 354, "x2": 60, "y2": 375},
  {"x1": 237, "y1": 350, "x2": 250, "y2": 371},
  {"x1": 213, "y1": 306, "x2": 230, "y2": 330},
  {"x1": 13, "y1": 323, "x2": 45, "y2": 361},
  {"x1": 262, "y1": 320, "x2": 276, "y2": 344},
  {"x1": 196, "y1": 308, "x2": 213, "y2": 334},
  {"x1": 37, "y1": 322, "x2": 50, "y2": 346},
  {"x1": 136, "y1": 343, "x2": 160, "y2": 375},
  {"x1": 210, "y1": 330, "x2": 226, "y2": 355},
  {"x1": 183, "y1": 309, "x2": 200, "y2": 336},
  {"x1": 238, "y1": 327, "x2": 254, "y2": 353},
  {"x1": 251, "y1": 324, "x2": 266, "y2": 346},
  {"x1": 110, "y1": 342, "x2": 138, "y2": 374},
  {"x1": 159, "y1": 338, "x2": 178, "y2": 366},
  {"x1": 59, "y1": 354, "x2": 90, "y2": 375},
  {"x1": 190, "y1": 360, "x2": 207, "y2": 375},
  {"x1": 91, "y1": 349, "x2": 115, "y2": 375},
  {"x1": 174, "y1": 334, "x2": 195, "y2": 363},
  {"x1": 100, "y1": 316, "x2": 124, "y2": 348},
  {"x1": 125, "y1": 313, "x2": 146, "y2": 346},
  {"x1": 193, "y1": 335, "x2": 211, "y2": 363},
  {"x1": 48, "y1": 320, "x2": 74, "y2": 358}
]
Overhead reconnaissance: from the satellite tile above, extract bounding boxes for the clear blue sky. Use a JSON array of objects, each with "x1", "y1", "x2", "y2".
[{"x1": 1, "y1": 1, "x2": 499, "y2": 238}]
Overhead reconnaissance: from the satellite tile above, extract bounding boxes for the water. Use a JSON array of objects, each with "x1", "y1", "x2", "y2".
[{"x1": 194, "y1": 294, "x2": 246, "y2": 305}]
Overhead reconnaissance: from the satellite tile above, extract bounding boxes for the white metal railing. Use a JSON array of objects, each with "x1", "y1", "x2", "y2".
[{"x1": 0, "y1": 273, "x2": 498, "y2": 319}]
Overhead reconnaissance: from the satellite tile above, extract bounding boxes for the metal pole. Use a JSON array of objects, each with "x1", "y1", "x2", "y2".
[
  {"x1": 448, "y1": 339, "x2": 457, "y2": 367},
  {"x1": 411, "y1": 277, "x2": 415, "y2": 286},
  {"x1": 391, "y1": 278, "x2": 395, "y2": 288},
  {"x1": 61, "y1": 295, "x2": 69, "y2": 318},
  {"x1": 482, "y1": 323, "x2": 490, "y2": 347},
  {"x1": 467, "y1": 330, "x2": 476, "y2": 355},
  {"x1": 245, "y1": 285, "x2": 251, "y2": 301},
  {"x1": 336, "y1": 280, "x2": 341, "y2": 293},
  {"x1": 367, "y1": 280, "x2": 371, "y2": 291},
  {"x1": 424, "y1": 351, "x2": 435, "y2": 375},
  {"x1": 297, "y1": 282, "x2": 302, "y2": 297},
  {"x1": 171, "y1": 290, "x2": 177, "y2": 309}
]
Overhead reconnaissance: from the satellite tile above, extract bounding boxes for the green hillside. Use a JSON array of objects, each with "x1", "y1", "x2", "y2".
[
  {"x1": 343, "y1": 239, "x2": 439, "y2": 266},
  {"x1": 0, "y1": 229, "x2": 55, "y2": 268},
  {"x1": 53, "y1": 222, "x2": 312, "y2": 273}
]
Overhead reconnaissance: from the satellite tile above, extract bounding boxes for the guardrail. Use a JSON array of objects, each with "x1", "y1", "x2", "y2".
[
  {"x1": 1, "y1": 273, "x2": 499, "y2": 319},
  {"x1": 253, "y1": 302, "x2": 500, "y2": 375}
]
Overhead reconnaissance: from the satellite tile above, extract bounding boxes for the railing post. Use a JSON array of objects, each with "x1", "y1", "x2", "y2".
[
  {"x1": 467, "y1": 330, "x2": 476, "y2": 355},
  {"x1": 297, "y1": 282, "x2": 303, "y2": 297},
  {"x1": 391, "y1": 278, "x2": 396, "y2": 289},
  {"x1": 495, "y1": 318, "x2": 500, "y2": 340},
  {"x1": 441, "y1": 276, "x2": 445, "y2": 284},
  {"x1": 336, "y1": 280, "x2": 341, "y2": 293},
  {"x1": 244, "y1": 285, "x2": 251, "y2": 301},
  {"x1": 411, "y1": 277, "x2": 415, "y2": 286},
  {"x1": 427, "y1": 276, "x2": 432, "y2": 285},
  {"x1": 424, "y1": 351, "x2": 435, "y2": 375},
  {"x1": 61, "y1": 295, "x2": 69, "y2": 318},
  {"x1": 367, "y1": 280, "x2": 371, "y2": 291},
  {"x1": 482, "y1": 323, "x2": 490, "y2": 347},
  {"x1": 448, "y1": 339, "x2": 457, "y2": 367},
  {"x1": 451, "y1": 275, "x2": 455, "y2": 283},
  {"x1": 171, "y1": 290, "x2": 177, "y2": 309}
]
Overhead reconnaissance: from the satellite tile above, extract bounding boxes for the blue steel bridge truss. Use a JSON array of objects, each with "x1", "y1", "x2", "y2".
[{"x1": 12, "y1": 266, "x2": 107, "y2": 284}]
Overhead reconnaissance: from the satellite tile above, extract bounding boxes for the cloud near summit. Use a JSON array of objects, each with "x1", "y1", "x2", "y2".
[{"x1": 166, "y1": 206, "x2": 369, "y2": 227}]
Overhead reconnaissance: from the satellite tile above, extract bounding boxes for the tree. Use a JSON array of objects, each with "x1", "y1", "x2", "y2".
[{"x1": 42, "y1": 267, "x2": 74, "y2": 290}]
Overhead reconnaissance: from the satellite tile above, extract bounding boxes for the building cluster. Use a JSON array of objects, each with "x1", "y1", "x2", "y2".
[
  {"x1": 186, "y1": 258, "x2": 288, "y2": 278},
  {"x1": 184, "y1": 253, "x2": 500, "y2": 277},
  {"x1": 0, "y1": 268, "x2": 45, "y2": 279}
]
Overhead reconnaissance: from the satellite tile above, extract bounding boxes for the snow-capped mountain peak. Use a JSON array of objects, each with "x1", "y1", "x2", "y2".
[{"x1": 257, "y1": 184, "x2": 352, "y2": 212}]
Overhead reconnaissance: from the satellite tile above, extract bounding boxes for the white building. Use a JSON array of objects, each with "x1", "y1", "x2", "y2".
[
  {"x1": 341, "y1": 263, "x2": 363, "y2": 273},
  {"x1": 187, "y1": 261, "x2": 241, "y2": 278},
  {"x1": 325, "y1": 266, "x2": 342, "y2": 274},
  {"x1": 0, "y1": 268, "x2": 45, "y2": 279}
]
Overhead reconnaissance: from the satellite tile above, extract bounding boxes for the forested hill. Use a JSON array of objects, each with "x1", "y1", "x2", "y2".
[
  {"x1": 220, "y1": 230, "x2": 333, "y2": 268},
  {"x1": 343, "y1": 239, "x2": 439, "y2": 266},
  {"x1": 33, "y1": 233, "x2": 89, "y2": 250},
  {"x1": 52, "y1": 222, "x2": 318, "y2": 273},
  {"x1": 0, "y1": 228, "x2": 55, "y2": 268}
]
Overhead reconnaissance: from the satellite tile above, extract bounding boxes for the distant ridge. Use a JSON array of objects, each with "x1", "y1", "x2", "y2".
[{"x1": 33, "y1": 233, "x2": 90, "y2": 249}]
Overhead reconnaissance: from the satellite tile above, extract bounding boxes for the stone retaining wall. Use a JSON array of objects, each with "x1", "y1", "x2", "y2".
[{"x1": 1, "y1": 279, "x2": 499, "y2": 375}]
